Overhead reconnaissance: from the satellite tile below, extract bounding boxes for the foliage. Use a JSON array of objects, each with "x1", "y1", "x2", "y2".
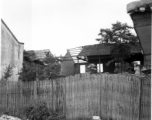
[
  {"x1": 1, "y1": 64, "x2": 13, "y2": 81},
  {"x1": 113, "y1": 62, "x2": 134, "y2": 73},
  {"x1": 88, "y1": 64, "x2": 97, "y2": 70},
  {"x1": 25, "y1": 101, "x2": 59, "y2": 120},
  {"x1": 96, "y1": 21, "x2": 138, "y2": 44},
  {"x1": 19, "y1": 51, "x2": 61, "y2": 82},
  {"x1": 106, "y1": 43, "x2": 132, "y2": 66},
  {"x1": 42, "y1": 54, "x2": 61, "y2": 80},
  {"x1": 96, "y1": 21, "x2": 139, "y2": 73}
]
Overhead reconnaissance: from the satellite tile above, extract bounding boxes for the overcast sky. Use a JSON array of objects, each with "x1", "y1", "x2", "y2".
[{"x1": 2, "y1": 0, "x2": 136, "y2": 56}]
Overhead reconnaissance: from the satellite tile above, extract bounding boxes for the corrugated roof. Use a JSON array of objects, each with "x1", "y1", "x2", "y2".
[
  {"x1": 78, "y1": 43, "x2": 142, "y2": 56},
  {"x1": 65, "y1": 47, "x2": 86, "y2": 63}
]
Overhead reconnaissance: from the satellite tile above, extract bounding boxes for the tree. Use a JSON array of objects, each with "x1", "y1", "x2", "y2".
[
  {"x1": 96, "y1": 21, "x2": 138, "y2": 44},
  {"x1": 96, "y1": 21, "x2": 139, "y2": 73},
  {"x1": 19, "y1": 51, "x2": 61, "y2": 82},
  {"x1": 1, "y1": 64, "x2": 13, "y2": 81}
]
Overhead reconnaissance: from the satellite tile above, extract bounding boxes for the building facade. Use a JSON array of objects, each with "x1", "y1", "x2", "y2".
[
  {"x1": 61, "y1": 43, "x2": 144, "y2": 76},
  {"x1": 1, "y1": 19, "x2": 24, "y2": 81}
]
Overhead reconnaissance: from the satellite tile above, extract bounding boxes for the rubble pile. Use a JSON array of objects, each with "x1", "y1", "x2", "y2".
[{"x1": 0, "y1": 115, "x2": 22, "y2": 120}]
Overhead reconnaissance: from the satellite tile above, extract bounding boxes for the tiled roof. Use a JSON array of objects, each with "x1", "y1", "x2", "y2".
[
  {"x1": 78, "y1": 43, "x2": 143, "y2": 56},
  {"x1": 26, "y1": 49, "x2": 51, "y2": 61}
]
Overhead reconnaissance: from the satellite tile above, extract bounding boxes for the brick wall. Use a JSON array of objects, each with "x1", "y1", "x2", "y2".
[{"x1": 1, "y1": 20, "x2": 24, "y2": 81}]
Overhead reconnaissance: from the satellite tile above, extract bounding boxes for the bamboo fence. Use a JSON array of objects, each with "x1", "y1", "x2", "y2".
[{"x1": 0, "y1": 73, "x2": 150, "y2": 120}]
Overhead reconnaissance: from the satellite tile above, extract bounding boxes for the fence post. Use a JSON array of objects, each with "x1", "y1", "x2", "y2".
[
  {"x1": 6, "y1": 82, "x2": 8, "y2": 112},
  {"x1": 99, "y1": 74, "x2": 101, "y2": 118},
  {"x1": 51, "y1": 79, "x2": 54, "y2": 111},
  {"x1": 64, "y1": 77, "x2": 67, "y2": 120},
  {"x1": 139, "y1": 77, "x2": 143, "y2": 120},
  {"x1": 34, "y1": 81, "x2": 37, "y2": 100},
  {"x1": 19, "y1": 81, "x2": 23, "y2": 110}
]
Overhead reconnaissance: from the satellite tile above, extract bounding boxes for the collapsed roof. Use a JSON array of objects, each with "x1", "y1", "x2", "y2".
[{"x1": 26, "y1": 49, "x2": 51, "y2": 61}]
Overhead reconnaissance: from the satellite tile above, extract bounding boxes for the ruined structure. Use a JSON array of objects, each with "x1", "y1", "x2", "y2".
[
  {"x1": 127, "y1": 0, "x2": 151, "y2": 70},
  {"x1": 1, "y1": 19, "x2": 24, "y2": 81}
]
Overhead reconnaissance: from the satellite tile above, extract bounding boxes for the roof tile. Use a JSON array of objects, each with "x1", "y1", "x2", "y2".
[{"x1": 78, "y1": 43, "x2": 142, "y2": 56}]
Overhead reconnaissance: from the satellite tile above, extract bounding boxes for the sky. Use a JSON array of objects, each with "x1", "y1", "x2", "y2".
[{"x1": 2, "y1": 0, "x2": 136, "y2": 56}]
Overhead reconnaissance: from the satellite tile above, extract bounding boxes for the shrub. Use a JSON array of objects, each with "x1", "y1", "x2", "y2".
[
  {"x1": 1, "y1": 64, "x2": 13, "y2": 81},
  {"x1": 25, "y1": 102, "x2": 50, "y2": 120},
  {"x1": 24, "y1": 101, "x2": 60, "y2": 120}
]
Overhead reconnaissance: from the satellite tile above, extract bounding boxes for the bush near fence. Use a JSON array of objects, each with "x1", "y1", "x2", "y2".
[{"x1": 0, "y1": 73, "x2": 150, "y2": 120}]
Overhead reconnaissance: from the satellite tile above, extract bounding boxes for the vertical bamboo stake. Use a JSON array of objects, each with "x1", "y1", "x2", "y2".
[
  {"x1": 99, "y1": 74, "x2": 102, "y2": 118},
  {"x1": 72, "y1": 76, "x2": 75, "y2": 119},
  {"x1": 139, "y1": 77, "x2": 143, "y2": 120},
  {"x1": 51, "y1": 79, "x2": 54, "y2": 111},
  {"x1": 15, "y1": 82, "x2": 17, "y2": 113},
  {"x1": 6, "y1": 82, "x2": 9, "y2": 112},
  {"x1": 20, "y1": 81, "x2": 23, "y2": 110},
  {"x1": 34, "y1": 81, "x2": 37, "y2": 100},
  {"x1": 0, "y1": 82, "x2": 1, "y2": 112},
  {"x1": 73, "y1": 75, "x2": 75, "y2": 119}
]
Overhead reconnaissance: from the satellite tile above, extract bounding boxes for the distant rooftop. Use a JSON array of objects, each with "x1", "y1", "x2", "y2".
[
  {"x1": 63, "y1": 43, "x2": 142, "y2": 63},
  {"x1": 78, "y1": 43, "x2": 143, "y2": 56},
  {"x1": 66, "y1": 46, "x2": 84, "y2": 63},
  {"x1": 26, "y1": 49, "x2": 51, "y2": 61}
]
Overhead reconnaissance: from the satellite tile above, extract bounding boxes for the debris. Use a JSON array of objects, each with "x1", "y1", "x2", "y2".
[
  {"x1": 0, "y1": 115, "x2": 21, "y2": 120},
  {"x1": 92, "y1": 116, "x2": 101, "y2": 120}
]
